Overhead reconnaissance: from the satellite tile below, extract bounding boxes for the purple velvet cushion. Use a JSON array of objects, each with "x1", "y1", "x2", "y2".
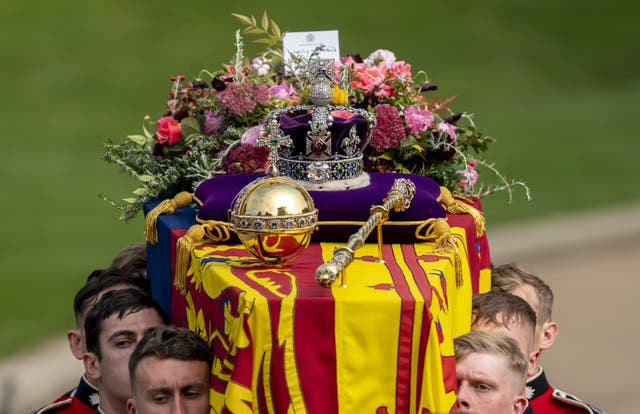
[{"x1": 195, "y1": 173, "x2": 446, "y2": 243}]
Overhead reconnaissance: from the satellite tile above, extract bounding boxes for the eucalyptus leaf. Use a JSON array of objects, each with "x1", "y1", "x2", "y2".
[
  {"x1": 232, "y1": 13, "x2": 253, "y2": 26},
  {"x1": 142, "y1": 123, "x2": 154, "y2": 139},
  {"x1": 133, "y1": 188, "x2": 149, "y2": 196},
  {"x1": 180, "y1": 116, "x2": 201, "y2": 137},
  {"x1": 127, "y1": 135, "x2": 149, "y2": 145},
  {"x1": 254, "y1": 38, "x2": 275, "y2": 45},
  {"x1": 138, "y1": 174, "x2": 156, "y2": 183},
  {"x1": 244, "y1": 27, "x2": 264, "y2": 35},
  {"x1": 271, "y1": 19, "x2": 281, "y2": 38}
]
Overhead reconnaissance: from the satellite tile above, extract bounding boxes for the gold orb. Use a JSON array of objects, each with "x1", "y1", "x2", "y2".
[{"x1": 228, "y1": 177, "x2": 318, "y2": 265}]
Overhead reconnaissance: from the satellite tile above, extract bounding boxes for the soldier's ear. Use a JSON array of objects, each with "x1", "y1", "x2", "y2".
[
  {"x1": 539, "y1": 321, "x2": 558, "y2": 351},
  {"x1": 83, "y1": 352, "x2": 101, "y2": 385},
  {"x1": 127, "y1": 398, "x2": 137, "y2": 414},
  {"x1": 513, "y1": 395, "x2": 528, "y2": 414},
  {"x1": 67, "y1": 329, "x2": 84, "y2": 360},
  {"x1": 527, "y1": 349, "x2": 541, "y2": 378}
]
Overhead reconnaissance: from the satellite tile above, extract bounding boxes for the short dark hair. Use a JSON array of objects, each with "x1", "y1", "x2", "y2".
[
  {"x1": 472, "y1": 291, "x2": 537, "y2": 333},
  {"x1": 84, "y1": 288, "x2": 168, "y2": 360},
  {"x1": 73, "y1": 268, "x2": 151, "y2": 324},
  {"x1": 129, "y1": 326, "x2": 213, "y2": 393}
]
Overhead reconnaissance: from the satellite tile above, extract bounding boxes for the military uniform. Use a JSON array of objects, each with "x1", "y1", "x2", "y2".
[
  {"x1": 526, "y1": 368, "x2": 606, "y2": 414},
  {"x1": 32, "y1": 375, "x2": 99, "y2": 413}
]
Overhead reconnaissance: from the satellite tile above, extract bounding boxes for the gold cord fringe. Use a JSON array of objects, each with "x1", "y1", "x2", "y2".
[
  {"x1": 174, "y1": 224, "x2": 206, "y2": 295},
  {"x1": 144, "y1": 192, "x2": 193, "y2": 244},
  {"x1": 437, "y1": 186, "x2": 486, "y2": 237},
  {"x1": 415, "y1": 218, "x2": 464, "y2": 288}
]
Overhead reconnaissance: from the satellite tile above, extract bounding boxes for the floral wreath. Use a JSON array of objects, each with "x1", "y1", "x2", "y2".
[{"x1": 102, "y1": 12, "x2": 529, "y2": 221}]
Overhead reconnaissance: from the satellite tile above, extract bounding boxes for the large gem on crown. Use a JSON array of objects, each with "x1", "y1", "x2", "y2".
[{"x1": 307, "y1": 162, "x2": 331, "y2": 183}]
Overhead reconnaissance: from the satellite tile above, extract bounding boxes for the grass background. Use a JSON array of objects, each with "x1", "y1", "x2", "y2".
[{"x1": 1, "y1": 0, "x2": 638, "y2": 357}]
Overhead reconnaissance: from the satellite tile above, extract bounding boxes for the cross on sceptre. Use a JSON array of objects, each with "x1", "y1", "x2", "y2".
[{"x1": 257, "y1": 118, "x2": 293, "y2": 177}]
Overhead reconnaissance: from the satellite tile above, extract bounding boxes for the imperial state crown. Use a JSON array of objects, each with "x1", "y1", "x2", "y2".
[{"x1": 263, "y1": 59, "x2": 376, "y2": 190}]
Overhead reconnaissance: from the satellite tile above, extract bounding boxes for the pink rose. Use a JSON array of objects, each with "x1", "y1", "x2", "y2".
[
  {"x1": 203, "y1": 110, "x2": 223, "y2": 135},
  {"x1": 156, "y1": 116, "x2": 181, "y2": 145},
  {"x1": 388, "y1": 61, "x2": 412, "y2": 80},
  {"x1": 351, "y1": 64, "x2": 385, "y2": 94},
  {"x1": 404, "y1": 105, "x2": 434, "y2": 135},
  {"x1": 268, "y1": 82, "x2": 297, "y2": 100},
  {"x1": 437, "y1": 121, "x2": 457, "y2": 141},
  {"x1": 241, "y1": 124, "x2": 263, "y2": 146},
  {"x1": 373, "y1": 83, "x2": 393, "y2": 98}
]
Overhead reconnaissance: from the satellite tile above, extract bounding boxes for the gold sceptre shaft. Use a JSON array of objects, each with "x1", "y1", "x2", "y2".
[{"x1": 315, "y1": 178, "x2": 416, "y2": 287}]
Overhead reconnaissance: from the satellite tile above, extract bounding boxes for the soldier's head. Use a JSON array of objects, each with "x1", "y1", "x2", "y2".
[
  {"x1": 83, "y1": 289, "x2": 167, "y2": 413},
  {"x1": 471, "y1": 291, "x2": 539, "y2": 377},
  {"x1": 68, "y1": 268, "x2": 151, "y2": 359},
  {"x1": 108, "y1": 242, "x2": 148, "y2": 280},
  {"x1": 491, "y1": 263, "x2": 558, "y2": 352},
  {"x1": 454, "y1": 331, "x2": 528, "y2": 414},
  {"x1": 127, "y1": 326, "x2": 212, "y2": 414}
]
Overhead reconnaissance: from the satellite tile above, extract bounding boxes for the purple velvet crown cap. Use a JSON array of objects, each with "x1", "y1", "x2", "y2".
[{"x1": 277, "y1": 112, "x2": 370, "y2": 156}]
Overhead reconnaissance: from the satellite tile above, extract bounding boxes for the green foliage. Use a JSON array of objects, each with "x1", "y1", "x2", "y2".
[{"x1": 232, "y1": 11, "x2": 285, "y2": 47}]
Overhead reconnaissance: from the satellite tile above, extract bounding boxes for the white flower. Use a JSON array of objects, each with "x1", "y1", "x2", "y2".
[
  {"x1": 365, "y1": 49, "x2": 397, "y2": 66},
  {"x1": 252, "y1": 57, "x2": 270, "y2": 77}
]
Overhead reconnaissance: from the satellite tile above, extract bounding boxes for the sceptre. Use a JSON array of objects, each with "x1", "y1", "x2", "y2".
[{"x1": 315, "y1": 178, "x2": 416, "y2": 287}]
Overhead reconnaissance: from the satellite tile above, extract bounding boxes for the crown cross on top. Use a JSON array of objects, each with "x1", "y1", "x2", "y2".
[
  {"x1": 258, "y1": 118, "x2": 293, "y2": 177},
  {"x1": 309, "y1": 58, "x2": 334, "y2": 84}
]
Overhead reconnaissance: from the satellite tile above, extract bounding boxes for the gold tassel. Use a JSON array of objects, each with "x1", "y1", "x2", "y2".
[
  {"x1": 414, "y1": 218, "x2": 438, "y2": 241},
  {"x1": 144, "y1": 191, "x2": 193, "y2": 244},
  {"x1": 174, "y1": 224, "x2": 206, "y2": 295},
  {"x1": 416, "y1": 218, "x2": 464, "y2": 288},
  {"x1": 437, "y1": 186, "x2": 486, "y2": 237},
  {"x1": 200, "y1": 220, "x2": 233, "y2": 243}
]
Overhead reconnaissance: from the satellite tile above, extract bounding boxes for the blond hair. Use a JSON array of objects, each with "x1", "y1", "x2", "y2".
[
  {"x1": 455, "y1": 331, "x2": 527, "y2": 381},
  {"x1": 491, "y1": 262, "x2": 553, "y2": 324}
]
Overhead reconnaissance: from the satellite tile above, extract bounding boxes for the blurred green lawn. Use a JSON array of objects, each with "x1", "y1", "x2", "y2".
[{"x1": 1, "y1": 0, "x2": 638, "y2": 356}]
